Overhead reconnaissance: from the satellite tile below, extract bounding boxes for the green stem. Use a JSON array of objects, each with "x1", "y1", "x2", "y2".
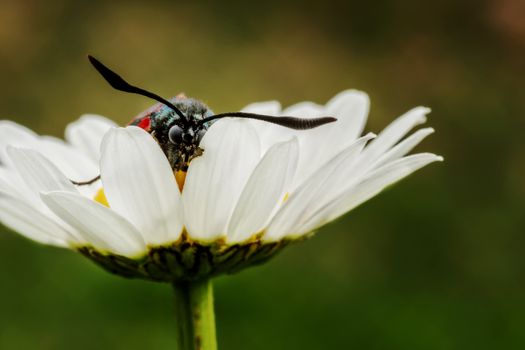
[{"x1": 173, "y1": 279, "x2": 218, "y2": 350}]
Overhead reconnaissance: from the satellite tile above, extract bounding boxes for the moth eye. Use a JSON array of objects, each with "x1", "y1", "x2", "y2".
[
  {"x1": 196, "y1": 129, "x2": 206, "y2": 142},
  {"x1": 168, "y1": 125, "x2": 184, "y2": 144}
]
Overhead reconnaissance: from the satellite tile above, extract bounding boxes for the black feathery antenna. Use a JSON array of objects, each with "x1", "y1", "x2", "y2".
[
  {"x1": 197, "y1": 112, "x2": 337, "y2": 130},
  {"x1": 88, "y1": 55, "x2": 188, "y2": 122}
]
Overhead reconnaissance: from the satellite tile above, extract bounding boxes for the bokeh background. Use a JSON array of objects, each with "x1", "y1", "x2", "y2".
[{"x1": 1, "y1": 0, "x2": 524, "y2": 349}]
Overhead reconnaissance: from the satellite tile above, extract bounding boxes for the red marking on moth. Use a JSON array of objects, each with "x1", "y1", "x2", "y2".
[{"x1": 137, "y1": 116, "x2": 151, "y2": 131}]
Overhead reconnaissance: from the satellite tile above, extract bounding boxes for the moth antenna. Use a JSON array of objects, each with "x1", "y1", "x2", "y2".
[
  {"x1": 88, "y1": 55, "x2": 188, "y2": 122},
  {"x1": 71, "y1": 174, "x2": 101, "y2": 186},
  {"x1": 197, "y1": 112, "x2": 337, "y2": 130}
]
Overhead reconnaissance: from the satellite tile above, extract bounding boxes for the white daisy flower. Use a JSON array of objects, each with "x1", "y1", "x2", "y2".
[
  {"x1": 0, "y1": 57, "x2": 444, "y2": 350},
  {"x1": 0, "y1": 88, "x2": 441, "y2": 281},
  {"x1": 0, "y1": 57, "x2": 441, "y2": 283}
]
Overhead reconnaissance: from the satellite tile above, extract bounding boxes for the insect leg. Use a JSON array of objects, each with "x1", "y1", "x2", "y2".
[{"x1": 71, "y1": 174, "x2": 101, "y2": 186}]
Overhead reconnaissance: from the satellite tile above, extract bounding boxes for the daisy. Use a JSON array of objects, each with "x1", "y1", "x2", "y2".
[
  {"x1": 0, "y1": 57, "x2": 442, "y2": 349},
  {"x1": 0, "y1": 95, "x2": 441, "y2": 280}
]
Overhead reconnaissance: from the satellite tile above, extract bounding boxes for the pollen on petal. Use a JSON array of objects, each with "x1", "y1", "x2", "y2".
[
  {"x1": 282, "y1": 192, "x2": 290, "y2": 203},
  {"x1": 175, "y1": 170, "x2": 187, "y2": 192},
  {"x1": 94, "y1": 188, "x2": 109, "y2": 207}
]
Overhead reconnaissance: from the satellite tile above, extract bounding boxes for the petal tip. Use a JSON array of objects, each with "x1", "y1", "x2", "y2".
[{"x1": 327, "y1": 89, "x2": 370, "y2": 109}]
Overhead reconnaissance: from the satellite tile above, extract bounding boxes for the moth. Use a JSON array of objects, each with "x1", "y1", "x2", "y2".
[{"x1": 73, "y1": 56, "x2": 337, "y2": 186}]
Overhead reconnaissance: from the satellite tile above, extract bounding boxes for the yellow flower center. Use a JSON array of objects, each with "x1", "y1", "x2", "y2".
[{"x1": 94, "y1": 188, "x2": 109, "y2": 207}]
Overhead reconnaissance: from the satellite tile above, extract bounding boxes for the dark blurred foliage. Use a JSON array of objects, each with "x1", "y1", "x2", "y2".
[{"x1": 0, "y1": 0, "x2": 524, "y2": 349}]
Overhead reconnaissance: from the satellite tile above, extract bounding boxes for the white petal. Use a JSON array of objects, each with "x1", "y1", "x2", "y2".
[
  {"x1": 227, "y1": 137, "x2": 299, "y2": 243},
  {"x1": 0, "y1": 167, "x2": 31, "y2": 199},
  {"x1": 0, "y1": 175, "x2": 14, "y2": 195},
  {"x1": 39, "y1": 137, "x2": 100, "y2": 199},
  {"x1": 255, "y1": 99, "x2": 324, "y2": 157},
  {"x1": 293, "y1": 91, "x2": 370, "y2": 187},
  {"x1": 39, "y1": 136, "x2": 98, "y2": 179},
  {"x1": 282, "y1": 101, "x2": 324, "y2": 116},
  {"x1": 19, "y1": 136, "x2": 98, "y2": 198},
  {"x1": 360, "y1": 106, "x2": 430, "y2": 166},
  {"x1": 100, "y1": 126, "x2": 183, "y2": 245},
  {"x1": 0, "y1": 121, "x2": 98, "y2": 197},
  {"x1": 264, "y1": 134, "x2": 375, "y2": 241},
  {"x1": 0, "y1": 121, "x2": 38, "y2": 166},
  {"x1": 65, "y1": 114, "x2": 117, "y2": 163},
  {"x1": 41, "y1": 191, "x2": 146, "y2": 257},
  {"x1": 325, "y1": 90, "x2": 369, "y2": 140},
  {"x1": 242, "y1": 101, "x2": 291, "y2": 153},
  {"x1": 0, "y1": 190, "x2": 72, "y2": 247},
  {"x1": 5, "y1": 147, "x2": 91, "y2": 242},
  {"x1": 295, "y1": 153, "x2": 444, "y2": 235},
  {"x1": 241, "y1": 100, "x2": 281, "y2": 115},
  {"x1": 370, "y1": 127, "x2": 434, "y2": 169},
  {"x1": 7, "y1": 147, "x2": 78, "y2": 202},
  {"x1": 183, "y1": 118, "x2": 261, "y2": 241}
]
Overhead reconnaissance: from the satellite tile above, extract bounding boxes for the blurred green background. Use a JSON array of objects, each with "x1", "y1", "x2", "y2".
[{"x1": 1, "y1": 0, "x2": 524, "y2": 349}]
